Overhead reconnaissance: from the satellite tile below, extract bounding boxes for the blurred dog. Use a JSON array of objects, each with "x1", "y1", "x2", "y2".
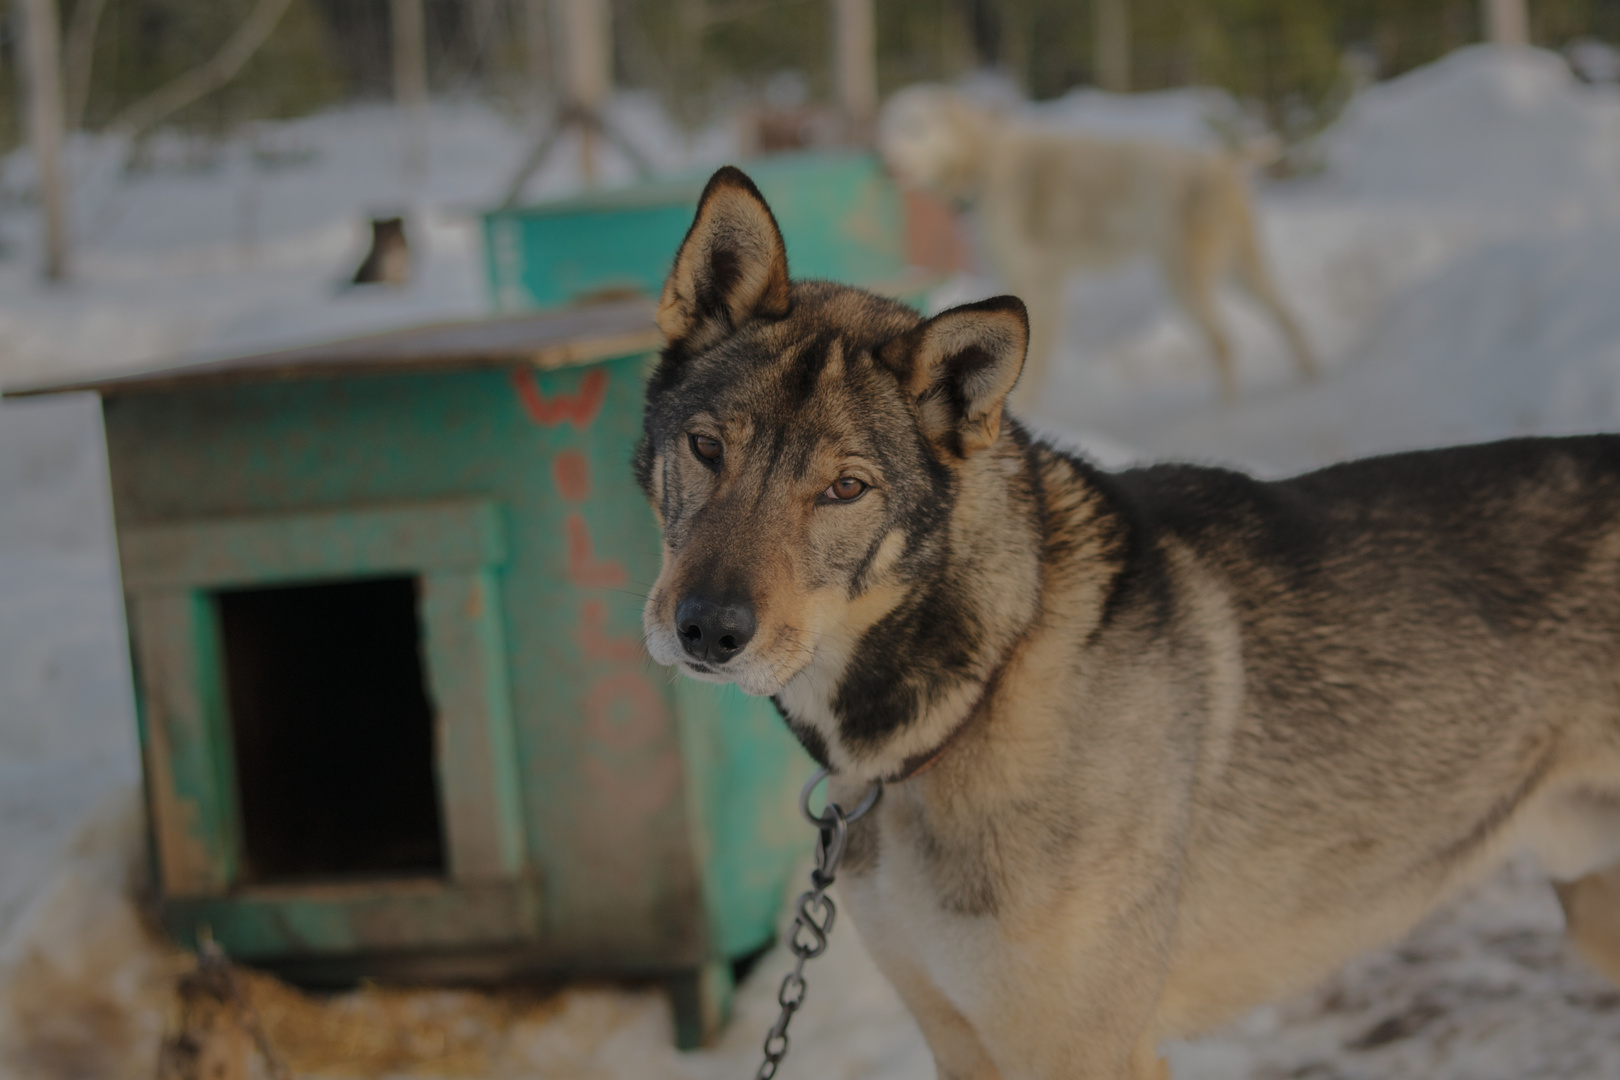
[
  {"x1": 639, "y1": 167, "x2": 1620, "y2": 1079},
  {"x1": 350, "y1": 216, "x2": 410, "y2": 286},
  {"x1": 878, "y1": 85, "x2": 1316, "y2": 410}
]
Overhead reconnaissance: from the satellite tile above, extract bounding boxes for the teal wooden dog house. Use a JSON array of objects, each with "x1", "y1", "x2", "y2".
[
  {"x1": 5, "y1": 305, "x2": 806, "y2": 1045},
  {"x1": 5, "y1": 152, "x2": 928, "y2": 1047}
]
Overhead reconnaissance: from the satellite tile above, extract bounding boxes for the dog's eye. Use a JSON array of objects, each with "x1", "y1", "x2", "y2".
[
  {"x1": 824, "y1": 477, "x2": 868, "y2": 502},
  {"x1": 690, "y1": 434, "x2": 722, "y2": 464}
]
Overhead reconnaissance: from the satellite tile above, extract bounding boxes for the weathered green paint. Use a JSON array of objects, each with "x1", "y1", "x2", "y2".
[
  {"x1": 101, "y1": 353, "x2": 812, "y2": 989},
  {"x1": 420, "y1": 568, "x2": 527, "y2": 882},
  {"x1": 127, "y1": 589, "x2": 240, "y2": 895},
  {"x1": 165, "y1": 878, "x2": 544, "y2": 958},
  {"x1": 676, "y1": 678, "x2": 810, "y2": 959},
  {"x1": 484, "y1": 151, "x2": 909, "y2": 311},
  {"x1": 120, "y1": 499, "x2": 506, "y2": 589}
]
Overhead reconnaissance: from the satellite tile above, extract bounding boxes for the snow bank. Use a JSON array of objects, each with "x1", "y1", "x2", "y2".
[{"x1": 1320, "y1": 44, "x2": 1620, "y2": 223}]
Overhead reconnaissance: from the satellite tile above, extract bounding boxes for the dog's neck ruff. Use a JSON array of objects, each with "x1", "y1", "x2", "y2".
[{"x1": 883, "y1": 705, "x2": 977, "y2": 783}]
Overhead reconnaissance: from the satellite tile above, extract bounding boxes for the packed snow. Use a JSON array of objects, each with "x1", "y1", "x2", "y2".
[{"x1": 3, "y1": 42, "x2": 1620, "y2": 1080}]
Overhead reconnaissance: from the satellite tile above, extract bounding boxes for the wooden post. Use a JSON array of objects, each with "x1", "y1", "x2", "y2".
[
  {"x1": 391, "y1": 0, "x2": 429, "y2": 175},
  {"x1": 62, "y1": 0, "x2": 109, "y2": 131},
  {"x1": 558, "y1": 0, "x2": 610, "y2": 182},
  {"x1": 832, "y1": 0, "x2": 876, "y2": 144},
  {"x1": 1483, "y1": 0, "x2": 1529, "y2": 46},
  {"x1": 19, "y1": 0, "x2": 69, "y2": 281},
  {"x1": 1094, "y1": 0, "x2": 1130, "y2": 93},
  {"x1": 469, "y1": 0, "x2": 500, "y2": 63},
  {"x1": 524, "y1": 0, "x2": 551, "y2": 106}
]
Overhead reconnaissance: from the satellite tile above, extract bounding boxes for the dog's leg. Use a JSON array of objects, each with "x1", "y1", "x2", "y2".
[
  {"x1": 881, "y1": 955, "x2": 1004, "y2": 1080},
  {"x1": 958, "y1": 910, "x2": 1177, "y2": 1080},
  {"x1": 1163, "y1": 257, "x2": 1237, "y2": 402},
  {"x1": 1230, "y1": 230, "x2": 1317, "y2": 381},
  {"x1": 1131, "y1": 1037, "x2": 1172, "y2": 1080},
  {"x1": 1556, "y1": 863, "x2": 1620, "y2": 985}
]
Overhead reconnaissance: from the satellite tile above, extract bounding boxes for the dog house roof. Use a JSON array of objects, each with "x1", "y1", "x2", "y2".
[{"x1": 2, "y1": 298, "x2": 662, "y2": 399}]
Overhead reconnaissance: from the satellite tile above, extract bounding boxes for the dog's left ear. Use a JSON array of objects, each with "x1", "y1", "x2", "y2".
[
  {"x1": 658, "y1": 166, "x2": 791, "y2": 353},
  {"x1": 879, "y1": 296, "x2": 1028, "y2": 454}
]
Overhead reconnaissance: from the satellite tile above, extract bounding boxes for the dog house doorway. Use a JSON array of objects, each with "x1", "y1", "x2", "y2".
[{"x1": 217, "y1": 576, "x2": 446, "y2": 883}]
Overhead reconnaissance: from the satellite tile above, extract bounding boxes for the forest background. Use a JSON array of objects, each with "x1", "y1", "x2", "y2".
[{"x1": 5, "y1": 0, "x2": 1620, "y2": 161}]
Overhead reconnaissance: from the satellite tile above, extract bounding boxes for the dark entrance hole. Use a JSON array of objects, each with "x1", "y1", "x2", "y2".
[{"x1": 217, "y1": 576, "x2": 445, "y2": 883}]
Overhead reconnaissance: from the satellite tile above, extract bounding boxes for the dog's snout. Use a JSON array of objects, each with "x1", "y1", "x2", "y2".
[{"x1": 674, "y1": 594, "x2": 757, "y2": 664}]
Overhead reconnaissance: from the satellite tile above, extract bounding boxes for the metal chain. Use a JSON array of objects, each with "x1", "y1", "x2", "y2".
[{"x1": 753, "y1": 768, "x2": 881, "y2": 1080}]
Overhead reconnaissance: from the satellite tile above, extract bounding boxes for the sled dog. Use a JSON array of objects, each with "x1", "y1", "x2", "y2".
[
  {"x1": 637, "y1": 167, "x2": 1620, "y2": 1079},
  {"x1": 878, "y1": 85, "x2": 1316, "y2": 410}
]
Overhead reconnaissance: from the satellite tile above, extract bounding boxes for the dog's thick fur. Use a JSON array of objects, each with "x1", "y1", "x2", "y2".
[
  {"x1": 638, "y1": 168, "x2": 1620, "y2": 1079},
  {"x1": 878, "y1": 85, "x2": 1316, "y2": 409}
]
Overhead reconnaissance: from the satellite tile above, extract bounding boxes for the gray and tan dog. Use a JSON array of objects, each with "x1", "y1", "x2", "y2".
[
  {"x1": 879, "y1": 85, "x2": 1316, "y2": 409},
  {"x1": 637, "y1": 167, "x2": 1620, "y2": 1079}
]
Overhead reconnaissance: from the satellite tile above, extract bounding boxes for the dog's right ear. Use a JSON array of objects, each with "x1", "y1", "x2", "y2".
[
  {"x1": 878, "y1": 295, "x2": 1028, "y2": 455},
  {"x1": 657, "y1": 167, "x2": 791, "y2": 354}
]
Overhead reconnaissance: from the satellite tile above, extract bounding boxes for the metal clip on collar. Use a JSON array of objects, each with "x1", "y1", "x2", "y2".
[{"x1": 752, "y1": 768, "x2": 881, "y2": 1080}]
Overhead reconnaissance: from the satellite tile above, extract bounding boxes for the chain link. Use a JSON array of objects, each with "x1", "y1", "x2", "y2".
[{"x1": 753, "y1": 768, "x2": 881, "y2": 1080}]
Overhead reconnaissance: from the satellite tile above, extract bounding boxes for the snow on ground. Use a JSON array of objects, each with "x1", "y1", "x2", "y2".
[{"x1": 4, "y1": 44, "x2": 1620, "y2": 1079}]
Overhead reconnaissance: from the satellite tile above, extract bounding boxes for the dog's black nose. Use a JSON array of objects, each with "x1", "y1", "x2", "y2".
[{"x1": 674, "y1": 595, "x2": 756, "y2": 664}]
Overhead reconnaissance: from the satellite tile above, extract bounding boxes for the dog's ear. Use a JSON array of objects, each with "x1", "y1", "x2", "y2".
[
  {"x1": 657, "y1": 166, "x2": 791, "y2": 353},
  {"x1": 878, "y1": 296, "x2": 1028, "y2": 454}
]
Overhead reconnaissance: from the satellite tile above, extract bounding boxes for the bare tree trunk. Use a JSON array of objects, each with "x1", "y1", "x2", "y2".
[
  {"x1": 524, "y1": 0, "x2": 551, "y2": 106},
  {"x1": 391, "y1": 0, "x2": 429, "y2": 175},
  {"x1": 1094, "y1": 0, "x2": 1129, "y2": 92},
  {"x1": 62, "y1": 0, "x2": 109, "y2": 131},
  {"x1": 558, "y1": 0, "x2": 610, "y2": 181},
  {"x1": 19, "y1": 0, "x2": 69, "y2": 281},
  {"x1": 1483, "y1": 0, "x2": 1529, "y2": 46},
  {"x1": 467, "y1": 0, "x2": 499, "y2": 73},
  {"x1": 108, "y1": 0, "x2": 294, "y2": 138},
  {"x1": 674, "y1": 0, "x2": 704, "y2": 128},
  {"x1": 832, "y1": 0, "x2": 876, "y2": 144}
]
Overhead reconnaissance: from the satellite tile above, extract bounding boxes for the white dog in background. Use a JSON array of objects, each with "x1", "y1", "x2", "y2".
[{"x1": 878, "y1": 85, "x2": 1316, "y2": 411}]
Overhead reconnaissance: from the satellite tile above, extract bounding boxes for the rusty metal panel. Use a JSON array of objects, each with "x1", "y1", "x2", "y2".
[{"x1": 120, "y1": 499, "x2": 504, "y2": 590}]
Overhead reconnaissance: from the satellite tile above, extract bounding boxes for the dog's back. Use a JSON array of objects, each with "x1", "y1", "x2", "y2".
[
  {"x1": 980, "y1": 129, "x2": 1244, "y2": 265},
  {"x1": 1089, "y1": 436, "x2": 1620, "y2": 1031}
]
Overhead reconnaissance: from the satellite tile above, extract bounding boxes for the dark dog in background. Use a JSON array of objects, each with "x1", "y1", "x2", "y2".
[{"x1": 350, "y1": 216, "x2": 410, "y2": 286}]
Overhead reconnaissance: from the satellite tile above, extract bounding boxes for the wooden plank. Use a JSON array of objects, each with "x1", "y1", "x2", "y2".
[
  {"x1": 163, "y1": 877, "x2": 543, "y2": 958},
  {"x1": 120, "y1": 499, "x2": 505, "y2": 590},
  {"x1": 2, "y1": 300, "x2": 662, "y2": 398},
  {"x1": 420, "y1": 569, "x2": 528, "y2": 882},
  {"x1": 129, "y1": 590, "x2": 239, "y2": 897}
]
